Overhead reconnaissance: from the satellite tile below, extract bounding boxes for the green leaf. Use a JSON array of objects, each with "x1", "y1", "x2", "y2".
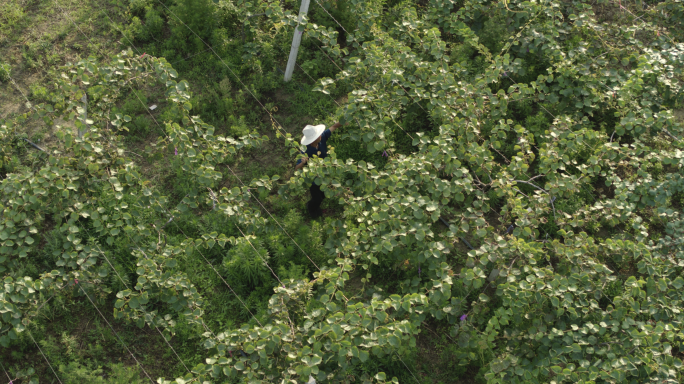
[
  {"x1": 658, "y1": 279, "x2": 667, "y2": 292},
  {"x1": 129, "y1": 297, "x2": 139, "y2": 309}
]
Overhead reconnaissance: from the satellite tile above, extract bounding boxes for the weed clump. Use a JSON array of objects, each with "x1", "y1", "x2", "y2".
[{"x1": 0, "y1": 62, "x2": 9, "y2": 82}]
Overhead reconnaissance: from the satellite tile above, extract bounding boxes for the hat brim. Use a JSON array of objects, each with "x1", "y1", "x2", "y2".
[{"x1": 301, "y1": 124, "x2": 326, "y2": 145}]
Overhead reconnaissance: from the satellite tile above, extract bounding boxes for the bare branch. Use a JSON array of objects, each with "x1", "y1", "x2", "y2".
[{"x1": 515, "y1": 180, "x2": 547, "y2": 193}]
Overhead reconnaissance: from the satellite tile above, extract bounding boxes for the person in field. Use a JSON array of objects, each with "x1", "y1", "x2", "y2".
[{"x1": 295, "y1": 122, "x2": 345, "y2": 218}]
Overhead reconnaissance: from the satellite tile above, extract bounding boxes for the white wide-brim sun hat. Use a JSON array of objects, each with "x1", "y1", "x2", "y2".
[{"x1": 301, "y1": 124, "x2": 326, "y2": 145}]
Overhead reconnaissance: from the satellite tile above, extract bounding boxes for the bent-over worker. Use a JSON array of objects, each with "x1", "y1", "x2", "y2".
[{"x1": 295, "y1": 121, "x2": 345, "y2": 218}]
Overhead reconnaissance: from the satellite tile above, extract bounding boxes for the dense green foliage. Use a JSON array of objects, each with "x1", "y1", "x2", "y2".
[{"x1": 1, "y1": 0, "x2": 684, "y2": 382}]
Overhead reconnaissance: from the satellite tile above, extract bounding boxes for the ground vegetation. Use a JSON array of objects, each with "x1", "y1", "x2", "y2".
[{"x1": 1, "y1": 0, "x2": 683, "y2": 382}]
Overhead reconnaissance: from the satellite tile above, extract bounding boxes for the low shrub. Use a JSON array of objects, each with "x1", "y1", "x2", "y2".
[
  {"x1": 142, "y1": 9, "x2": 164, "y2": 41},
  {"x1": 124, "y1": 17, "x2": 143, "y2": 43},
  {"x1": 223, "y1": 238, "x2": 272, "y2": 289},
  {"x1": 29, "y1": 84, "x2": 49, "y2": 102},
  {"x1": 0, "y1": 62, "x2": 10, "y2": 82},
  {"x1": 128, "y1": 0, "x2": 151, "y2": 16}
]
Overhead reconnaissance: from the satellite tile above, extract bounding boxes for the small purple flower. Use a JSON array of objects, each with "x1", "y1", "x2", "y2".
[
  {"x1": 460, "y1": 314, "x2": 467, "y2": 321},
  {"x1": 527, "y1": 48, "x2": 529, "y2": 53},
  {"x1": 382, "y1": 150, "x2": 388, "y2": 157},
  {"x1": 174, "y1": 147, "x2": 178, "y2": 156}
]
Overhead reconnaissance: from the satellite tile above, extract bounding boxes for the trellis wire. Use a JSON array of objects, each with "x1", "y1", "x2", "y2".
[
  {"x1": 226, "y1": 164, "x2": 322, "y2": 271},
  {"x1": 102, "y1": 7, "x2": 284, "y2": 329},
  {"x1": 151, "y1": 198, "x2": 265, "y2": 327},
  {"x1": 79, "y1": 224, "x2": 194, "y2": 375},
  {"x1": 127, "y1": 2, "x2": 336, "y2": 284},
  {"x1": 152, "y1": 2, "x2": 296, "y2": 145},
  {"x1": 49, "y1": 4, "x2": 197, "y2": 377},
  {"x1": 309, "y1": 0, "x2": 577, "y2": 315},
  {"x1": 0, "y1": 360, "x2": 15, "y2": 384},
  {"x1": 77, "y1": 281, "x2": 155, "y2": 383},
  {"x1": 99, "y1": 9, "x2": 291, "y2": 309},
  {"x1": 25, "y1": 330, "x2": 63, "y2": 384},
  {"x1": 109, "y1": 4, "x2": 328, "y2": 279},
  {"x1": 99, "y1": 9, "x2": 173, "y2": 142},
  {"x1": 3, "y1": 69, "x2": 65, "y2": 384}
]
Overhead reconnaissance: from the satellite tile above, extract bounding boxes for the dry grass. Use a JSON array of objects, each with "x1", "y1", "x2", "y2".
[{"x1": 675, "y1": 108, "x2": 684, "y2": 123}]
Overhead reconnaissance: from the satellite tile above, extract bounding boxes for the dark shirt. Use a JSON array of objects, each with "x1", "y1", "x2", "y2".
[{"x1": 296, "y1": 129, "x2": 331, "y2": 166}]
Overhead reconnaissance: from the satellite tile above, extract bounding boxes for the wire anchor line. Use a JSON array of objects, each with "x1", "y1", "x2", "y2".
[
  {"x1": 25, "y1": 329, "x2": 64, "y2": 384},
  {"x1": 235, "y1": 223, "x2": 286, "y2": 287},
  {"x1": 152, "y1": 1, "x2": 295, "y2": 145},
  {"x1": 48, "y1": 5, "x2": 195, "y2": 376},
  {"x1": 102, "y1": 6, "x2": 278, "y2": 329},
  {"x1": 79, "y1": 225, "x2": 194, "y2": 375},
  {"x1": 151, "y1": 199, "x2": 265, "y2": 327},
  {"x1": 77, "y1": 281, "x2": 155, "y2": 383},
  {"x1": 108, "y1": 2, "x2": 327, "y2": 280},
  {"x1": 0, "y1": 360, "x2": 16, "y2": 384},
  {"x1": 128, "y1": 237, "x2": 220, "y2": 339},
  {"x1": 5, "y1": 61, "x2": 54, "y2": 152},
  {"x1": 98, "y1": 9, "x2": 172, "y2": 142},
  {"x1": 225, "y1": 164, "x2": 321, "y2": 272},
  {"x1": 1, "y1": 287, "x2": 72, "y2": 384},
  {"x1": 2, "y1": 256, "x2": 124, "y2": 384}
]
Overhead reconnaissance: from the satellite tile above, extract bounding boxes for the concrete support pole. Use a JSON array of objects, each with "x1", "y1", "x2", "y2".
[{"x1": 284, "y1": 0, "x2": 310, "y2": 82}]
